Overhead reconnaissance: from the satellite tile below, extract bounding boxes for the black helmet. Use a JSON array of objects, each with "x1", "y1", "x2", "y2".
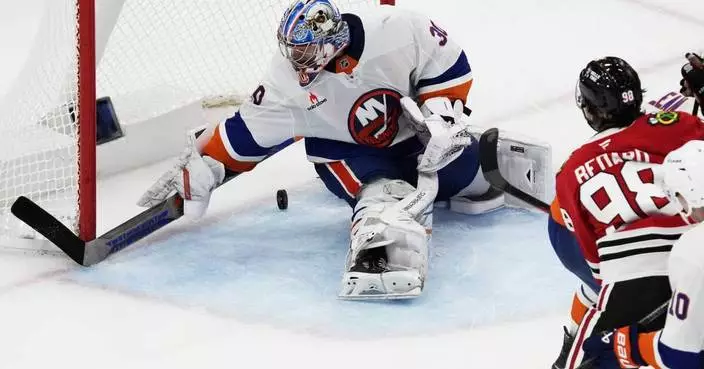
[{"x1": 576, "y1": 56, "x2": 644, "y2": 132}]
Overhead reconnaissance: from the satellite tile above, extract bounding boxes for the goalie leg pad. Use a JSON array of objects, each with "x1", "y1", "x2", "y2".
[
  {"x1": 450, "y1": 187, "x2": 505, "y2": 215},
  {"x1": 339, "y1": 270, "x2": 423, "y2": 300},
  {"x1": 339, "y1": 178, "x2": 431, "y2": 299},
  {"x1": 449, "y1": 165, "x2": 505, "y2": 214}
]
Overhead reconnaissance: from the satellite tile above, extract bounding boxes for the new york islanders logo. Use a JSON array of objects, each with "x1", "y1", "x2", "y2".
[{"x1": 347, "y1": 89, "x2": 402, "y2": 148}]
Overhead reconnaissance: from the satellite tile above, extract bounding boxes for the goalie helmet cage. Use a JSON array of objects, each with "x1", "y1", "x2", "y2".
[{"x1": 0, "y1": 0, "x2": 394, "y2": 250}]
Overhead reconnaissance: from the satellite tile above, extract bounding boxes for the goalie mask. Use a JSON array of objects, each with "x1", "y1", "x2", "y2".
[{"x1": 277, "y1": 0, "x2": 350, "y2": 86}]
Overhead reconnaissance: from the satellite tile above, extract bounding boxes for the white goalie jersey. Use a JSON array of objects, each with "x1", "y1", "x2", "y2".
[{"x1": 198, "y1": 6, "x2": 473, "y2": 170}]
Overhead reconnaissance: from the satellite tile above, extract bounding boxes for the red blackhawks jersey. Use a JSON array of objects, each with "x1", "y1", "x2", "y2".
[{"x1": 556, "y1": 111, "x2": 704, "y2": 284}]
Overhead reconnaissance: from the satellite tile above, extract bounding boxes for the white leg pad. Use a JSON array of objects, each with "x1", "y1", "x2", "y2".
[
  {"x1": 450, "y1": 191, "x2": 505, "y2": 215},
  {"x1": 338, "y1": 177, "x2": 434, "y2": 300},
  {"x1": 339, "y1": 270, "x2": 423, "y2": 300}
]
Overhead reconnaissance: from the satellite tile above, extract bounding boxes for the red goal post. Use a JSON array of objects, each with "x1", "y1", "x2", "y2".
[{"x1": 0, "y1": 0, "x2": 395, "y2": 250}]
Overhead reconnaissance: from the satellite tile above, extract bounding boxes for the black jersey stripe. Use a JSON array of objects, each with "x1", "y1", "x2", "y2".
[
  {"x1": 598, "y1": 233, "x2": 681, "y2": 248},
  {"x1": 599, "y1": 245, "x2": 673, "y2": 262}
]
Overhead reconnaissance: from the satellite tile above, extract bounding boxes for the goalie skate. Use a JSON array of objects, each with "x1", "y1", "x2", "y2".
[
  {"x1": 339, "y1": 270, "x2": 424, "y2": 300},
  {"x1": 338, "y1": 243, "x2": 425, "y2": 300}
]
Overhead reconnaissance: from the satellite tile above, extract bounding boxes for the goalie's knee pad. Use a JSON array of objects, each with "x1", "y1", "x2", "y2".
[
  {"x1": 348, "y1": 178, "x2": 430, "y2": 272},
  {"x1": 449, "y1": 185, "x2": 505, "y2": 215},
  {"x1": 445, "y1": 166, "x2": 503, "y2": 214},
  {"x1": 347, "y1": 213, "x2": 429, "y2": 273}
]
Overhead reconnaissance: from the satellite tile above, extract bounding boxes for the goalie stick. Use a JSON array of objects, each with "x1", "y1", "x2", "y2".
[
  {"x1": 478, "y1": 127, "x2": 550, "y2": 213},
  {"x1": 11, "y1": 136, "x2": 296, "y2": 266},
  {"x1": 13, "y1": 193, "x2": 184, "y2": 266},
  {"x1": 12, "y1": 172, "x2": 239, "y2": 266}
]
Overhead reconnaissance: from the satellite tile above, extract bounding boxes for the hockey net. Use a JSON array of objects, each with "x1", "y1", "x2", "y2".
[{"x1": 0, "y1": 0, "x2": 394, "y2": 252}]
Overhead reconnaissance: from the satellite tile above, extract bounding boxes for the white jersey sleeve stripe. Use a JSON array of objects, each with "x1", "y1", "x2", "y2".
[
  {"x1": 596, "y1": 226, "x2": 690, "y2": 282},
  {"x1": 417, "y1": 73, "x2": 473, "y2": 96},
  {"x1": 416, "y1": 51, "x2": 472, "y2": 95},
  {"x1": 219, "y1": 113, "x2": 270, "y2": 162}
]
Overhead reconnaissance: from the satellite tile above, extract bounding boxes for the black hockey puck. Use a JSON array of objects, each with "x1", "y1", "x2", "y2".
[{"x1": 276, "y1": 189, "x2": 288, "y2": 210}]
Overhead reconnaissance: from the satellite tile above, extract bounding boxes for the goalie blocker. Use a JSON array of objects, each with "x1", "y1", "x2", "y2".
[{"x1": 475, "y1": 127, "x2": 553, "y2": 212}]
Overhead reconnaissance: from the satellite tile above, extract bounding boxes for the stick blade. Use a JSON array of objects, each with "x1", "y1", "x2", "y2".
[{"x1": 11, "y1": 196, "x2": 86, "y2": 265}]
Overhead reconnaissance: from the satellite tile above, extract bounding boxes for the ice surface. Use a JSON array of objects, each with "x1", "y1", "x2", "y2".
[{"x1": 68, "y1": 180, "x2": 574, "y2": 338}]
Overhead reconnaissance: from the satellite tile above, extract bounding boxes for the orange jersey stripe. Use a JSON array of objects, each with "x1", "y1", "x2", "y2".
[
  {"x1": 637, "y1": 331, "x2": 662, "y2": 369},
  {"x1": 418, "y1": 80, "x2": 473, "y2": 104},
  {"x1": 570, "y1": 292, "x2": 590, "y2": 326},
  {"x1": 550, "y1": 197, "x2": 566, "y2": 226},
  {"x1": 202, "y1": 125, "x2": 257, "y2": 173},
  {"x1": 328, "y1": 161, "x2": 362, "y2": 197}
]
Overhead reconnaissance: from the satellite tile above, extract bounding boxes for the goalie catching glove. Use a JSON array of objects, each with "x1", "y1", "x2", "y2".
[
  {"x1": 401, "y1": 96, "x2": 473, "y2": 173},
  {"x1": 137, "y1": 134, "x2": 225, "y2": 218}
]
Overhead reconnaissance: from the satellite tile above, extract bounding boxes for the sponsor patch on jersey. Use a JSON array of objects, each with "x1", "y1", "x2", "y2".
[
  {"x1": 598, "y1": 139, "x2": 611, "y2": 150},
  {"x1": 307, "y1": 91, "x2": 328, "y2": 111},
  {"x1": 347, "y1": 89, "x2": 402, "y2": 147},
  {"x1": 648, "y1": 111, "x2": 680, "y2": 125}
]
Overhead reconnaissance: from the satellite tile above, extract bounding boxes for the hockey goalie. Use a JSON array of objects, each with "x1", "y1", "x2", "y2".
[{"x1": 137, "y1": 0, "x2": 550, "y2": 300}]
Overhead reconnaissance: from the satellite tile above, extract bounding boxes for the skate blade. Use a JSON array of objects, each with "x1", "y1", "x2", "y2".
[{"x1": 337, "y1": 287, "x2": 422, "y2": 300}]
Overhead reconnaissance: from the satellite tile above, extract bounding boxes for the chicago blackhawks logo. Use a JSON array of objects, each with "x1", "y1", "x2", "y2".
[
  {"x1": 648, "y1": 111, "x2": 680, "y2": 125},
  {"x1": 348, "y1": 89, "x2": 402, "y2": 148}
]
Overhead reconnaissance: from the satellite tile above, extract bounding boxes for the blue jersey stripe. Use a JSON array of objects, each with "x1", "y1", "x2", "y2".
[
  {"x1": 305, "y1": 137, "x2": 424, "y2": 161},
  {"x1": 659, "y1": 341, "x2": 703, "y2": 369},
  {"x1": 417, "y1": 51, "x2": 471, "y2": 89},
  {"x1": 223, "y1": 112, "x2": 275, "y2": 158}
]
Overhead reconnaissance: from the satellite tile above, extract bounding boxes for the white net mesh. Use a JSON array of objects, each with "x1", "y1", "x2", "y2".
[
  {"x1": 0, "y1": 0, "x2": 80, "y2": 247},
  {"x1": 0, "y1": 0, "x2": 385, "y2": 249},
  {"x1": 97, "y1": 0, "x2": 383, "y2": 124}
]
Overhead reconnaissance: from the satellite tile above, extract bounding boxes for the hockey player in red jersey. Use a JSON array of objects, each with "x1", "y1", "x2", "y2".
[
  {"x1": 552, "y1": 56, "x2": 704, "y2": 369},
  {"x1": 561, "y1": 55, "x2": 704, "y2": 369},
  {"x1": 580, "y1": 141, "x2": 704, "y2": 369}
]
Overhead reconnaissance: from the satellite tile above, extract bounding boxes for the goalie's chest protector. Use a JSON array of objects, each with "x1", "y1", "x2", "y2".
[{"x1": 257, "y1": 10, "x2": 420, "y2": 151}]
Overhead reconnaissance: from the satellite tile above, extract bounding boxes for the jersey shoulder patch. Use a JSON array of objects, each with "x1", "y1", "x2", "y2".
[{"x1": 647, "y1": 111, "x2": 680, "y2": 126}]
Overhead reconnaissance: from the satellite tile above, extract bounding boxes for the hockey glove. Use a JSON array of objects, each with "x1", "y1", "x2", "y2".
[
  {"x1": 137, "y1": 134, "x2": 225, "y2": 218},
  {"x1": 401, "y1": 96, "x2": 472, "y2": 173},
  {"x1": 582, "y1": 325, "x2": 645, "y2": 369},
  {"x1": 680, "y1": 53, "x2": 704, "y2": 104}
]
